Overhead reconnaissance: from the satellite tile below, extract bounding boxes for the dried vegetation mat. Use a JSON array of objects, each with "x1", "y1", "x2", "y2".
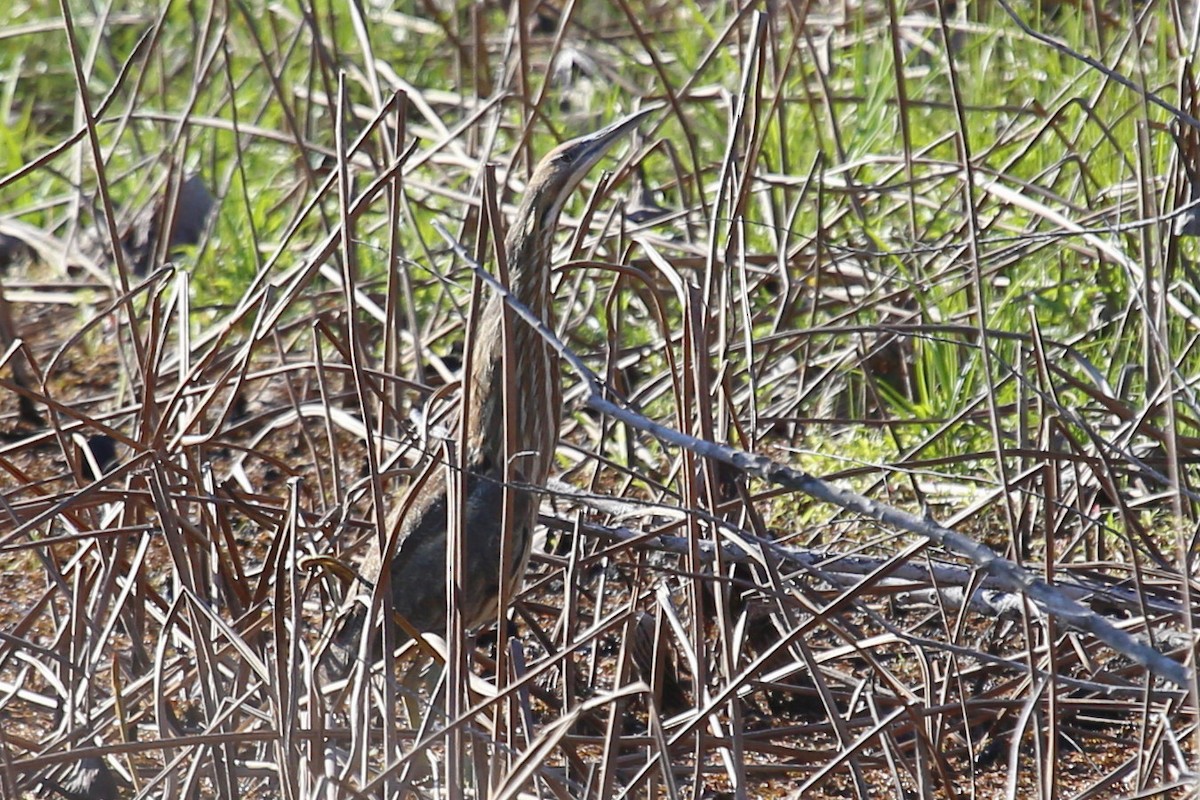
[{"x1": 2, "y1": 0, "x2": 1200, "y2": 798}]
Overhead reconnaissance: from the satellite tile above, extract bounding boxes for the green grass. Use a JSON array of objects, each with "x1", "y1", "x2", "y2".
[{"x1": 2, "y1": 0, "x2": 1189, "y2": 469}]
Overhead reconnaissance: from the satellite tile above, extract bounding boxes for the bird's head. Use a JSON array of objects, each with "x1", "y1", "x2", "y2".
[{"x1": 509, "y1": 104, "x2": 657, "y2": 254}]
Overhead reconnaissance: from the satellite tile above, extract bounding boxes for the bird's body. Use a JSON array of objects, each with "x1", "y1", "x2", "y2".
[
  {"x1": 321, "y1": 107, "x2": 652, "y2": 678},
  {"x1": 367, "y1": 462, "x2": 536, "y2": 635}
]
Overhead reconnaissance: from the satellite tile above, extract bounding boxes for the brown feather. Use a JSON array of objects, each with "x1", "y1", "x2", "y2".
[{"x1": 319, "y1": 107, "x2": 653, "y2": 680}]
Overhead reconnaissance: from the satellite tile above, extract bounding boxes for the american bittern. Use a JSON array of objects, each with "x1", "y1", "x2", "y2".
[{"x1": 321, "y1": 106, "x2": 654, "y2": 678}]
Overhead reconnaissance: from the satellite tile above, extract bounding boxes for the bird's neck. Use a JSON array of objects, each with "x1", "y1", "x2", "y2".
[
  {"x1": 501, "y1": 225, "x2": 554, "y2": 315},
  {"x1": 461, "y1": 228, "x2": 561, "y2": 481}
]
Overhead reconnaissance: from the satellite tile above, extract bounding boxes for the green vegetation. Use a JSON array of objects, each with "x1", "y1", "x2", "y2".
[{"x1": 2, "y1": 0, "x2": 1198, "y2": 796}]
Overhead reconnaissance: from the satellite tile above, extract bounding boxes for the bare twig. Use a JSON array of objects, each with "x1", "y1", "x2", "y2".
[{"x1": 437, "y1": 221, "x2": 1193, "y2": 689}]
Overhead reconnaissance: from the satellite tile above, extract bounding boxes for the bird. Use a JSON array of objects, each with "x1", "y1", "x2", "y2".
[
  {"x1": 319, "y1": 105, "x2": 655, "y2": 679},
  {"x1": 41, "y1": 756, "x2": 120, "y2": 800}
]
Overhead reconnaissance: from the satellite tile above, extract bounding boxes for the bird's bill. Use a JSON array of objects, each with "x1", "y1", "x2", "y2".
[{"x1": 560, "y1": 102, "x2": 661, "y2": 177}]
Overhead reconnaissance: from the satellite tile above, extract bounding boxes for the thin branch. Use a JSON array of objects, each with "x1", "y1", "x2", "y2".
[{"x1": 435, "y1": 221, "x2": 1193, "y2": 689}]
